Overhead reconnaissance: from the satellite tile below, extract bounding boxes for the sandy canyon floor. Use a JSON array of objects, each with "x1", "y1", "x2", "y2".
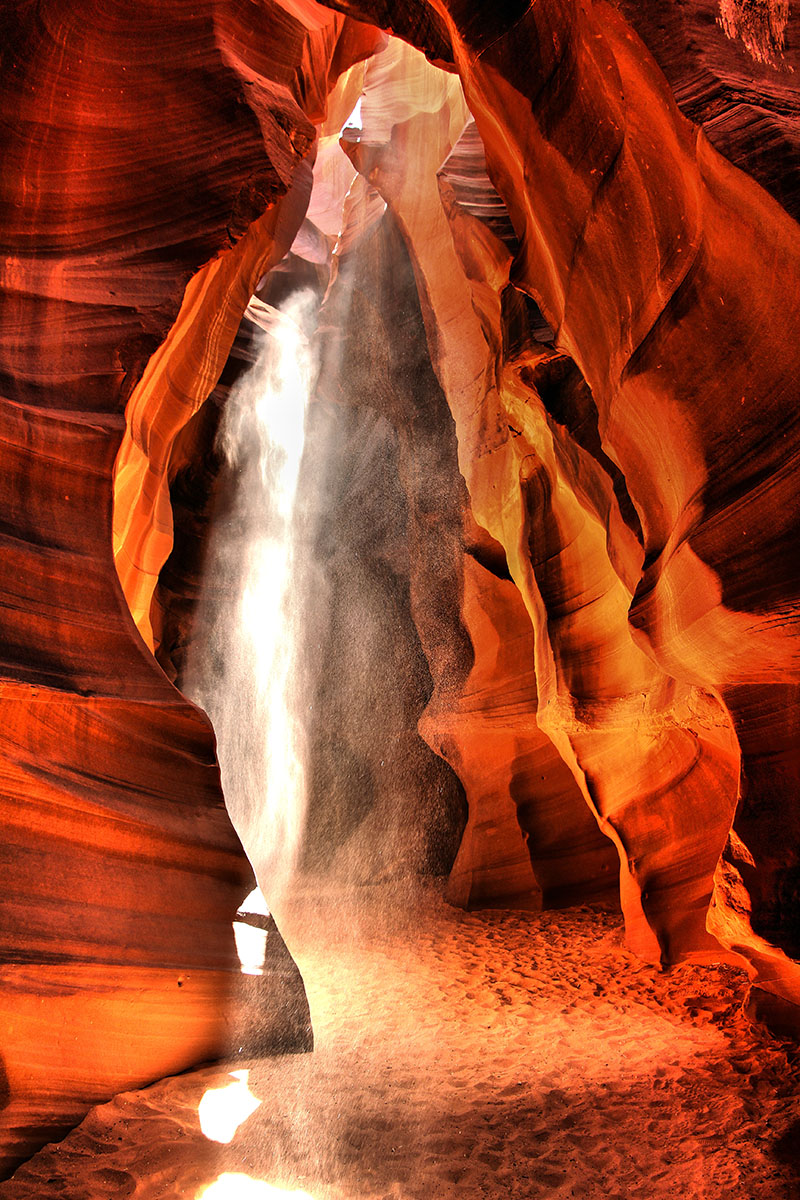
[{"x1": 3, "y1": 880, "x2": 799, "y2": 1200}]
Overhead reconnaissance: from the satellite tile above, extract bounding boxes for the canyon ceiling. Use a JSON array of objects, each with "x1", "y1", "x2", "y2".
[{"x1": 2, "y1": 0, "x2": 800, "y2": 1178}]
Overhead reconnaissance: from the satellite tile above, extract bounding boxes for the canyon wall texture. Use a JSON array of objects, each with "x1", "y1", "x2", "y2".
[
  {"x1": 3, "y1": 0, "x2": 800, "y2": 1177},
  {"x1": 0, "y1": 0, "x2": 375, "y2": 1175},
  {"x1": 317, "y1": 0, "x2": 800, "y2": 1031}
]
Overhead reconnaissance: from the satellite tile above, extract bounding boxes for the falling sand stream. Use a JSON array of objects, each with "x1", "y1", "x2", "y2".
[{"x1": 182, "y1": 291, "x2": 315, "y2": 925}]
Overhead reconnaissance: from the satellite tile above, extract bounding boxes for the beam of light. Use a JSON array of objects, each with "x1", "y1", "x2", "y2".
[
  {"x1": 184, "y1": 293, "x2": 315, "y2": 915},
  {"x1": 342, "y1": 95, "x2": 362, "y2": 130},
  {"x1": 197, "y1": 1174, "x2": 317, "y2": 1199},
  {"x1": 232, "y1": 919, "x2": 268, "y2": 976},
  {"x1": 197, "y1": 1070, "x2": 262, "y2": 1145}
]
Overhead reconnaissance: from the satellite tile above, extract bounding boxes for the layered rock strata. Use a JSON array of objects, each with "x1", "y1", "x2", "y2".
[
  {"x1": 324, "y1": 12, "x2": 800, "y2": 1028},
  {"x1": 5, "y1": 0, "x2": 800, "y2": 1176},
  {"x1": 615, "y1": 0, "x2": 800, "y2": 222},
  {"x1": 0, "y1": 0, "x2": 374, "y2": 1175}
]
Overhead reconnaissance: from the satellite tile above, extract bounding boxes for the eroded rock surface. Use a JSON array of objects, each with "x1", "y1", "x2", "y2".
[
  {"x1": 5, "y1": 0, "x2": 800, "y2": 1178},
  {"x1": 0, "y1": 0, "x2": 373, "y2": 1176},
  {"x1": 320, "y1": 8, "x2": 800, "y2": 1026}
]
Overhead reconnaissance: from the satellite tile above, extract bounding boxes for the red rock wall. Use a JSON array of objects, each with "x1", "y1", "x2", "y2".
[
  {"x1": 0, "y1": 0, "x2": 376, "y2": 1176},
  {"x1": 5, "y1": 0, "x2": 800, "y2": 1174},
  {"x1": 321, "y1": 5, "x2": 800, "y2": 1028},
  {"x1": 614, "y1": 0, "x2": 800, "y2": 222}
]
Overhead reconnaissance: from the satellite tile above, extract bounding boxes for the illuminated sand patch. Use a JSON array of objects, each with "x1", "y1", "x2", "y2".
[
  {"x1": 199, "y1": 1175, "x2": 316, "y2": 1199},
  {"x1": 3, "y1": 882, "x2": 798, "y2": 1199},
  {"x1": 198, "y1": 1072, "x2": 262, "y2": 1145}
]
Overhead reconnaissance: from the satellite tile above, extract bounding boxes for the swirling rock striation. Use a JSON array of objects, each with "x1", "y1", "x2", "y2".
[
  {"x1": 615, "y1": 0, "x2": 800, "y2": 222},
  {"x1": 318, "y1": 2, "x2": 800, "y2": 1028},
  {"x1": 5, "y1": 0, "x2": 800, "y2": 1176},
  {"x1": 0, "y1": 0, "x2": 375, "y2": 1176}
]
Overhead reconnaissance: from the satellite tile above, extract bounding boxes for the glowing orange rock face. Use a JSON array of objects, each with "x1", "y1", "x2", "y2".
[
  {"x1": 0, "y1": 0, "x2": 375, "y2": 1176},
  {"x1": 5, "y1": 0, "x2": 800, "y2": 1177},
  {"x1": 325, "y1": 5, "x2": 800, "y2": 1027}
]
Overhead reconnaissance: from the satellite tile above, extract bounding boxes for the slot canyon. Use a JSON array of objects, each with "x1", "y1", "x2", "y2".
[{"x1": 3, "y1": 0, "x2": 800, "y2": 1196}]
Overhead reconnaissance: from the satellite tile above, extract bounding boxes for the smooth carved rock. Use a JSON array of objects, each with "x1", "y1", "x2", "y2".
[
  {"x1": 614, "y1": 1, "x2": 800, "y2": 221},
  {"x1": 0, "y1": 0, "x2": 376, "y2": 1176},
  {"x1": 112, "y1": 11, "x2": 380, "y2": 652},
  {"x1": 340, "y1": 41, "x2": 621, "y2": 913},
  {"x1": 6, "y1": 0, "x2": 800, "y2": 1179},
  {"x1": 430, "y1": 554, "x2": 621, "y2": 912},
  {"x1": 326, "y1": 13, "x2": 800, "y2": 1025}
]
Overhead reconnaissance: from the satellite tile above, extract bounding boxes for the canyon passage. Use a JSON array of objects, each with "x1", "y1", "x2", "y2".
[{"x1": 2, "y1": 2, "x2": 800, "y2": 1197}]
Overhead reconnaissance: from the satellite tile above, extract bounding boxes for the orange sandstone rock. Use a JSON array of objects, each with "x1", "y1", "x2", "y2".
[
  {"x1": 5, "y1": 2, "x2": 800, "y2": 1183},
  {"x1": 0, "y1": 0, "x2": 376, "y2": 1175},
  {"x1": 328, "y1": 12, "x2": 800, "y2": 1026}
]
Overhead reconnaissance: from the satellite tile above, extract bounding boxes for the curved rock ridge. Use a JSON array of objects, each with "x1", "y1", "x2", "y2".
[
  {"x1": 0, "y1": 0, "x2": 377, "y2": 1176},
  {"x1": 333, "y1": 40, "x2": 620, "y2": 912},
  {"x1": 320, "y1": 15, "x2": 800, "y2": 1027},
  {"x1": 334, "y1": 0, "x2": 800, "y2": 687},
  {"x1": 429, "y1": 554, "x2": 622, "y2": 912},
  {"x1": 5, "y1": 0, "x2": 800, "y2": 1180},
  {"x1": 341, "y1": 35, "x2": 740, "y2": 959},
  {"x1": 111, "y1": 7, "x2": 381, "y2": 652},
  {"x1": 614, "y1": 1, "x2": 800, "y2": 223}
]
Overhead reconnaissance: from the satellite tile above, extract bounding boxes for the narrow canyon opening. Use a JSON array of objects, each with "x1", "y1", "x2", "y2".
[{"x1": 4, "y1": 3, "x2": 800, "y2": 1198}]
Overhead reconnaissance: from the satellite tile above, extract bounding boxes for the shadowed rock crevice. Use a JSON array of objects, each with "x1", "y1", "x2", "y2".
[{"x1": 299, "y1": 209, "x2": 471, "y2": 880}]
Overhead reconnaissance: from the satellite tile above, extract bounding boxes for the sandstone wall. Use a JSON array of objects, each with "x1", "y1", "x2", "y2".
[{"x1": 0, "y1": 0, "x2": 376, "y2": 1174}]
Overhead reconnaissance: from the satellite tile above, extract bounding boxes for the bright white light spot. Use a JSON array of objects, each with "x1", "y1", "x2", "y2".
[
  {"x1": 233, "y1": 886, "x2": 271, "y2": 975},
  {"x1": 232, "y1": 920, "x2": 268, "y2": 975},
  {"x1": 198, "y1": 1175, "x2": 316, "y2": 1200},
  {"x1": 239, "y1": 887, "x2": 270, "y2": 916},
  {"x1": 342, "y1": 95, "x2": 362, "y2": 131},
  {"x1": 198, "y1": 1071, "x2": 262, "y2": 1144}
]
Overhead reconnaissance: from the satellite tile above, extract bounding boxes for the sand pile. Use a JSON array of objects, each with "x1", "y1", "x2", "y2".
[{"x1": 3, "y1": 879, "x2": 798, "y2": 1199}]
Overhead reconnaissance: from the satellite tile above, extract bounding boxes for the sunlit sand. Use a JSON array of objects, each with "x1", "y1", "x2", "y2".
[{"x1": 4, "y1": 879, "x2": 798, "y2": 1199}]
